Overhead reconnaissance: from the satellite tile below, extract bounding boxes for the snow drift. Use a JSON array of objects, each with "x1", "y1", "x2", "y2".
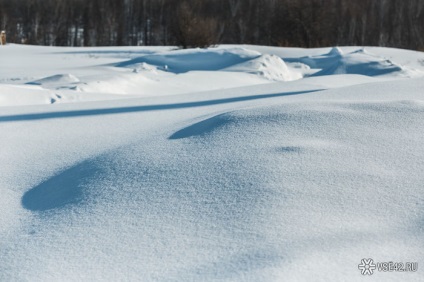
[
  {"x1": 1, "y1": 44, "x2": 424, "y2": 281},
  {"x1": 293, "y1": 47, "x2": 422, "y2": 77},
  {"x1": 117, "y1": 47, "x2": 262, "y2": 73},
  {"x1": 27, "y1": 74, "x2": 80, "y2": 86},
  {"x1": 224, "y1": 54, "x2": 302, "y2": 81}
]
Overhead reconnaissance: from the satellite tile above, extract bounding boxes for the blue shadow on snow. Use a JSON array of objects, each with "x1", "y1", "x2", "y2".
[
  {"x1": 22, "y1": 161, "x2": 97, "y2": 211},
  {"x1": 0, "y1": 89, "x2": 322, "y2": 123}
]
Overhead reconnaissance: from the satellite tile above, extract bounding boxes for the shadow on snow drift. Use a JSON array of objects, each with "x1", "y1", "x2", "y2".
[
  {"x1": 22, "y1": 161, "x2": 98, "y2": 211},
  {"x1": 0, "y1": 89, "x2": 322, "y2": 123}
]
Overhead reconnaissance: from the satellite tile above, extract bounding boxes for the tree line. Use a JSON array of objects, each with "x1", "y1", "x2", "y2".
[{"x1": 0, "y1": 0, "x2": 423, "y2": 50}]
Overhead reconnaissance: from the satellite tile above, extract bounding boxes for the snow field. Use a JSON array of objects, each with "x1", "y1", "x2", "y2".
[{"x1": 1, "y1": 44, "x2": 424, "y2": 281}]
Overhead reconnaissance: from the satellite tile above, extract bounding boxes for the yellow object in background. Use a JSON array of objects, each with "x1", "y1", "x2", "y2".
[{"x1": 1, "y1": 31, "x2": 6, "y2": 45}]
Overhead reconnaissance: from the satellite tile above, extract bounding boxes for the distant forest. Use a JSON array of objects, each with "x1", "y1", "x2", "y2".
[{"x1": 1, "y1": 0, "x2": 424, "y2": 50}]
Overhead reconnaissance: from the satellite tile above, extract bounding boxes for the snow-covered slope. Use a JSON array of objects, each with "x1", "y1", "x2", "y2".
[{"x1": 1, "y1": 44, "x2": 424, "y2": 281}]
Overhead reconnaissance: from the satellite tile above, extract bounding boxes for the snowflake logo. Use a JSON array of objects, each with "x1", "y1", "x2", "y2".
[{"x1": 358, "y1": 258, "x2": 376, "y2": 275}]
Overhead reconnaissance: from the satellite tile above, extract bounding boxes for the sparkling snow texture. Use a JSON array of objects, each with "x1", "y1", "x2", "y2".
[{"x1": 1, "y1": 44, "x2": 424, "y2": 281}]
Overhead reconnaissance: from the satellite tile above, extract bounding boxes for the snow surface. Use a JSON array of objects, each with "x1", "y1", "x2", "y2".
[{"x1": 1, "y1": 44, "x2": 424, "y2": 281}]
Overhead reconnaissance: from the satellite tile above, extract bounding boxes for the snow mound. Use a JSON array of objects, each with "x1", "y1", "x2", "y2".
[
  {"x1": 327, "y1": 47, "x2": 344, "y2": 57},
  {"x1": 317, "y1": 49, "x2": 403, "y2": 76},
  {"x1": 297, "y1": 48, "x2": 420, "y2": 77},
  {"x1": 131, "y1": 62, "x2": 159, "y2": 74},
  {"x1": 27, "y1": 74, "x2": 80, "y2": 86},
  {"x1": 117, "y1": 47, "x2": 261, "y2": 73},
  {"x1": 224, "y1": 54, "x2": 302, "y2": 81}
]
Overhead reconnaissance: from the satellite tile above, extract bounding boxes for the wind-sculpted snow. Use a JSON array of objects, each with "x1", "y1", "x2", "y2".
[
  {"x1": 292, "y1": 47, "x2": 421, "y2": 77},
  {"x1": 169, "y1": 113, "x2": 233, "y2": 139},
  {"x1": 4, "y1": 99, "x2": 422, "y2": 280},
  {"x1": 117, "y1": 47, "x2": 262, "y2": 73},
  {"x1": 1, "y1": 45, "x2": 423, "y2": 106},
  {"x1": 27, "y1": 74, "x2": 80, "y2": 86},
  {"x1": 1, "y1": 45, "x2": 424, "y2": 281},
  {"x1": 224, "y1": 54, "x2": 302, "y2": 81},
  {"x1": 119, "y1": 49, "x2": 302, "y2": 82}
]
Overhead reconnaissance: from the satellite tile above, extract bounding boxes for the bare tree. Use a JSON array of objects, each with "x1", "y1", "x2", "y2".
[
  {"x1": 173, "y1": 1, "x2": 218, "y2": 48},
  {"x1": 0, "y1": 0, "x2": 423, "y2": 50}
]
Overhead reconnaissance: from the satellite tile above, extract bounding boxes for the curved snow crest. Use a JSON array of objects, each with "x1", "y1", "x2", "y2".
[
  {"x1": 25, "y1": 74, "x2": 82, "y2": 92},
  {"x1": 27, "y1": 74, "x2": 80, "y2": 86},
  {"x1": 169, "y1": 108, "x2": 314, "y2": 141},
  {"x1": 224, "y1": 54, "x2": 302, "y2": 81},
  {"x1": 116, "y1": 47, "x2": 262, "y2": 73},
  {"x1": 169, "y1": 113, "x2": 234, "y2": 139}
]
